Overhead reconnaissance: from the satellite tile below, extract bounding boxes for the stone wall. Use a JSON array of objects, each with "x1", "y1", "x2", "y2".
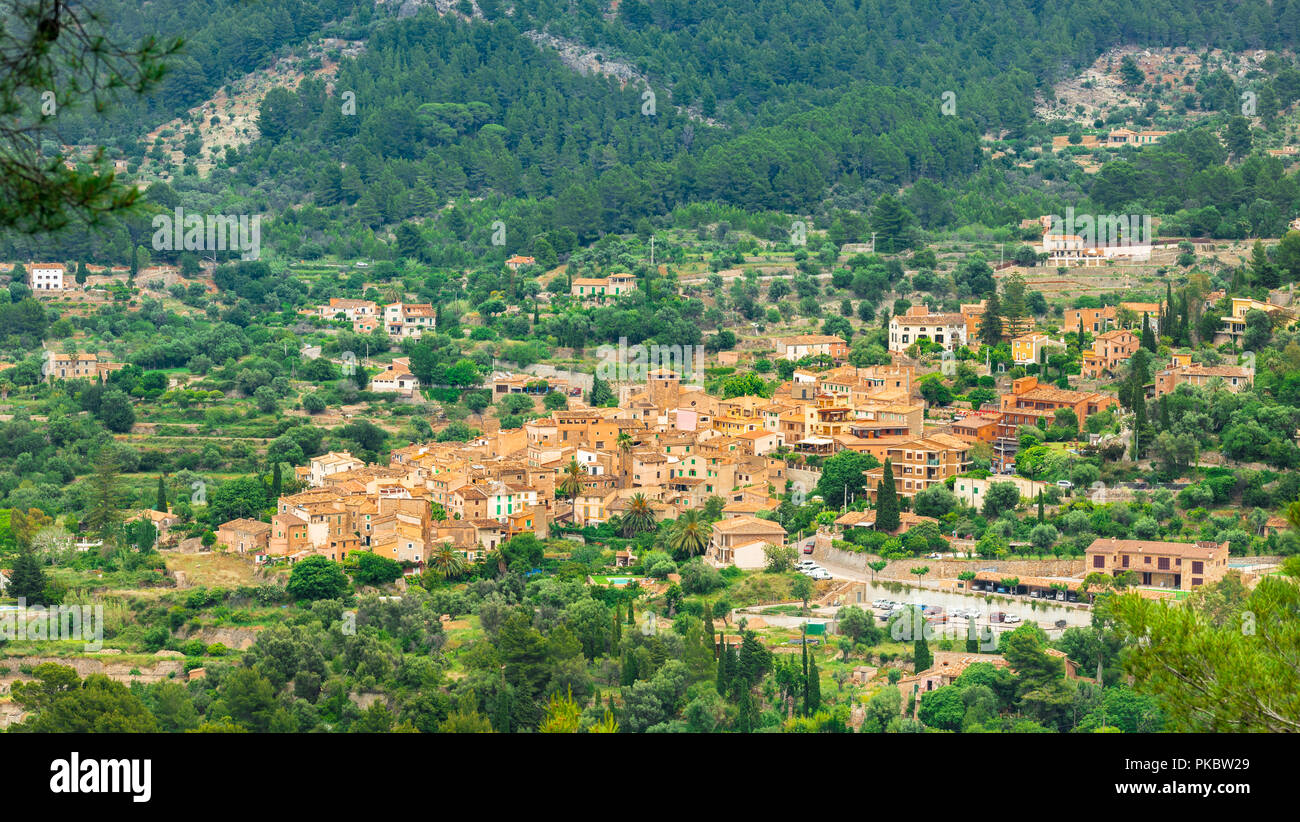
[
  {"x1": 0, "y1": 653, "x2": 186, "y2": 691},
  {"x1": 812, "y1": 542, "x2": 1084, "y2": 580}
]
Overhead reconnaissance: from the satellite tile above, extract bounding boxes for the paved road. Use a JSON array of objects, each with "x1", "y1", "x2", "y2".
[{"x1": 810, "y1": 555, "x2": 1093, "y2": 633}]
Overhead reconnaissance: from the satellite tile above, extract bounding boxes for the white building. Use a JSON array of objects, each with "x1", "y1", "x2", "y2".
[
  {"x1": 888, "y1": 306, "x2": 967, "y2": 353},
  {"x1": 29, "y1": 263, "x2": 66, "y2": 291},
  {"x1": 953, "y1": 475, "x2": 1049, "y2": 508},
  {"x1": 307, "y1": 451, "x2": 365, "y2": 487},
  {"x1": 370, "y1": 357, "x2": 421, "y2": 397},
  {"x1": 383, "y1": 303, "x2": 436, "y2": 339}
]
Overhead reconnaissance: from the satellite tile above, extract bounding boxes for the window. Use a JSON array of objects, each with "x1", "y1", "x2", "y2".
[
  {"x1": 1093, "y1": 555, "x2": 1105, "y2": 569},
  {"x1": 1157, "y1": 557, "x2": 1170, "y2": 570},
  {"x1": 1191, "y1": 561, "x2": 1203, "y2": 574}
]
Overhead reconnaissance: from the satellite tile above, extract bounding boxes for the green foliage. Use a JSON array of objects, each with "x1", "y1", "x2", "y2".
[
  {"x1": 350, "y1": 551, "x2": 404, "y2": 587},
  {"x1": 286, "y1": 556, "x2": 350, "y2": 601},
  {"x1": 875, "y1": 459, "x2": 900, "y2": 533}
]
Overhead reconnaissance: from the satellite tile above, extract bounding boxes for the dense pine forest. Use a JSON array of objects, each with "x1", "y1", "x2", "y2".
[{"x1": 8, "y1": 0, "x2": 1300, "y2": 265}]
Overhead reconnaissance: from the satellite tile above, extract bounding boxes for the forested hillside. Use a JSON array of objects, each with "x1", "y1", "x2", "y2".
[{"x1": 11, "y1": 0, "x2": 1300, "y2": 263}]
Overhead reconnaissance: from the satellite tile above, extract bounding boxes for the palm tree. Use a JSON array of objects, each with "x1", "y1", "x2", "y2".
[
  {"x1": 558, "y1": 458, "x2": 586, "y2": 522},
  {"x1": 616, "y1": 431, "x2": 634, "y2": 486},
  {"x1": 429, "y1": 544, "x2": 467, "y2": 581},
  {"x1": 667, "y1": 509, "x2": 712, "y2": 557},
  {"x1": 559, "y1": 458, "x2": 585, "y2": 500},
  {"x1": 621, "y1": 493, "x2": 656, "y2": 538}
]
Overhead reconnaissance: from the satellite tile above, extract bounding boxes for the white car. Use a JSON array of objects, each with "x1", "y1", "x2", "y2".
[
  {"x1": 1003, "y1": 614, "x2": 1022, "y2": 624},
  {"x1": 872, "y1": 599, "x2": 891, "y2": 609},
  {"x1": 795, "y1": 560, "x2": 818, "y2": 570},
  {"x1": 809, "y1": 569, "x2": 832, "y2": 580}
]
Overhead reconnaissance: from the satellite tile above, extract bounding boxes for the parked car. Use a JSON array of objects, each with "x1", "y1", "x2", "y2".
[
  {"x1": 809, "y1": 569, "x2": 832, "y2": 580},
  {"x1": 926, "y1": 552, "x2": 942, "y2": 559},
  {"x1": 1056, "y1": 480, "x2": 1073, "y2": 489},
  {"x1": 802, "y1": 544, "x2": 814, "y2": 554},
  {"x1": 872, "y1": 599, "x2": 891, "y2": 609},
  {"x1": 1003, "y1": 614, "x2": 1022, "y2": 624},
  {"x1": 796, "y1": 559, "x2": 817, "y2": 570}
]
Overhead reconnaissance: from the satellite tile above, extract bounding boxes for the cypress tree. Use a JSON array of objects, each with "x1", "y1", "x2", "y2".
[
  {"x1": 611, "y1": 609, "x2": 622, "y2": 653},
  {"x1": 1131, "y1": 389, "x2": 1147, "y2": 461},
  {"x1": 271, "y1": 462, "x2": 282, "y2": 499},
  {"x1": 965, "y1": 619, "x2": 980, "y2": 654},
  {"x1": 737, "y1": 688, "x2": 755, "y2": 733},
  {"x1": 493, "y1": 678, "x2": 512, "y2": 733},
  {"x1": 725, "y1": 643, "x2": 739, "y2": 695},
  {"x1": 9, "y1": 548, "x2": 48, "y2": 604},
  {"x1": 155, "y1": 476, "x2": 167, "y2": 512},
  {"x1": 622, "y1": 649, "x2": 639, "y2": 686},
  {"x1": 1037, "y1": 491, "x2": 1044, "y2": 523},
  {"x1": 807, "y1": 653, "x2": 822, "y2": 715},
  {"x1": 914, "y1": 633, "x2": 932, "y2": 674},
  {"x1": 716, "y1": 640, "x2": 728, "y2": 695},
  {"x1": 875, "y1": 459, "x2": 900, "y2": 533},
  {"x1": 1141, "y1": 313, "x2": 1156, "y2": 352},
  {"x1": 800, "y1": 625, "x2": 810, "y2": 714},
  {"x1": 1170, "y1": 299, "x2": 1179, "y2": 345},
  {"x1": 980, "y1": 292, "x2": 1003, "y2": 347}
]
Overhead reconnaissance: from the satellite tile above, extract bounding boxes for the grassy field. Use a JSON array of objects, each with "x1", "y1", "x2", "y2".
[{"x1": 166, "y1": 551, "x2": 271, "y2": 588}]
